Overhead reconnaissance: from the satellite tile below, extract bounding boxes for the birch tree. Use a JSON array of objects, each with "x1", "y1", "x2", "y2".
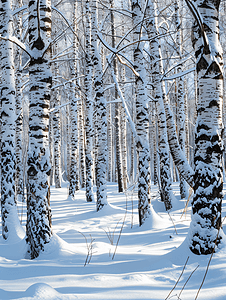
[
  {"x1": 145, "y1": 0, "x2": 173, "y2": 210},
  {"x1": 91, "y1": 0, "x2": 108, "y2": 211},
  {"x1": 51, "y1": 30, "x2": 62, "y2": 189},
  {"x1": 146, "y1": 0, "x2": 194, "y2": 193},
  {"x1": 26, "y1": 0, "x2": 52, "y2": 259},
  {"x1": 186, "y1": 0, "x2": 224, "y2": 254},
  {"x1": 132, "y1": 0, "x2": 151, "y2": 224},
  {"x1": 174, "y1": 0, "x2": 189, "y2": 198},
  {"x1": 83, "y1": 0, "x2": 94, "y2": 202},
  {"x1": 14, "y1": 0, "x2": 25, "y2": 203},
  {"x1": 110, "y1": 0, "x2": 124, "y2": 193},
  {"x1": 120, "y1": 0, "x2": 128, "y2": 191},
  {"x1": 68, "y1": 1, "x2": 79, "y2": 197},
  {"x1": 0, "y1": 0, "x2": 20, "y2": 240}
]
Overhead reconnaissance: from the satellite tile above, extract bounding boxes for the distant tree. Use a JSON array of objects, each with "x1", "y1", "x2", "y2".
[
  {"x1": 51, "y1": 27, "x2": 62, "y2": 189},
  {"x1": 110, "y1": 0, "x2": 124, "y2": 193},
  {"x1": 174, "y1": 0, "x2": 189, "y2": 199}
]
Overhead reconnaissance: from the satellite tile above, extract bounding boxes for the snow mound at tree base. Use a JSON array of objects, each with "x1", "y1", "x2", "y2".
[
  {"x1": 23, "y1": 283, "x2": 62, "y2": 299},
  {"x1": 1, "y1": 283, "x2": 78, "y2": 300},
  {"x1": 37, "y1": 233, "x2": 86, "y2": 260}
]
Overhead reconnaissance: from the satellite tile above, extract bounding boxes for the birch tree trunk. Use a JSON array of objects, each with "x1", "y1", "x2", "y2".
[
  {"x1": 132, "y1": 0, "x2": 151, "y2": 225},
  {"x1": 78, "y1": 97, "x2": 86, "y2": 189},
  {"x1": 0, "y1": 0, "x2": 19, "y2": 240},
  {"x1": 91, "y1": 0, "x2": 108, "y2": 211},
  {"x1": 84, "y1": 0, "x2": 94, "y2": 202},
  {"x1": 51, "y1": 59, "x2": 61, "y2": 188},
  {"x1": 66, "y1": 105, "x2": 71, "y2": 181},
  {"x1": 107, "y1": 102, "x2": 113, "y2": 182},
  {"x1": 68, "y1": 1, "x2": 79, "y2": 197},
  {"x1": 121, "y1": 108, "x2": 127, "y2": 190},
  {"x1": 14, "y1": 0, "x2": 24, "y2": 203},
  {"x1": 146, "y1": 1, "x2": 194, "y2": 192},
  {"x1": 26, "y1": 0, "x2": 52, "y2": 259},
  {"x1": 68, "y1": 86, "x2": 79, "y2": 197},
  {"x1": 174, "y1": 0, "x2": 189, "y2": 198},
  {"x1": 184, "y1": 81, "x2": 190, "y2": 163},
  {"x1": 187, "y1": 0, "x2": 223, "y2": 254},
  {"x1": 120, "y1": 0, "x2": 128, "y2": 191},
  {"x1": 145, "y1": 0, "x2": 173, "y2": 210},
  {"x1": 110, "y1": 0, "x2": 123, "y2": 193},
  {"x1": 51, "y1": 27, "x2": 61, "y2": 188},
  {"x1": 49, "y1": 113, "x2": 54, "y2": 186}
]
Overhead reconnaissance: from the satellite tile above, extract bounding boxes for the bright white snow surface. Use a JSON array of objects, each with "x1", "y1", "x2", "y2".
[{"x1": 0, "y1": 182, "x2": 226, "y2": 300}]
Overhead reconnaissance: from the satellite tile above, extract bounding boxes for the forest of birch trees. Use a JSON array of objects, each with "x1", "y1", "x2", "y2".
[{"x1": 0, "y1": 0, "x2": 225, "y2": 259}]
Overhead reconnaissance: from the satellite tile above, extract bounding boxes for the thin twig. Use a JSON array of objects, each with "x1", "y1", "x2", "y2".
[
  {"x1": 112, "y1": 193, "x2": 128, "y2": 260},
  {"x1": 180, "y1": 188, "x2": 193, "y2": 219},
  {"x1": 178, "y1": 265, "x2": 199, "y2": 299},
  {"x1": 102, "y1": 219, "x2": 122, "y2": 246},
  {"x1": 116, "y1": 54, "x2": 139, "y2": 77},
  {"x1": 77, "y1": 231, "x2": 95, "y2": 266},
  {"x1": 168, "y1": 211, "x2": 178, "y2": 235},
  {"x1": 165, "y1": 256, "x2": 189, "y2": 300}
]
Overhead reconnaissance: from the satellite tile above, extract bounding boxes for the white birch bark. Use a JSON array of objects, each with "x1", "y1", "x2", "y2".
[
  {"x1": 107, "y1": 102, "x2": 113, "y2": 182},
  {"x1": 145, "y1": 0, "x2": 173, "y2": 210},
  {"x1": 174, "y1": 0, "x2": 189, "y2": 198},
  {"x1": 49, "y1": 114, "x2": 54, "y2": 186},
  {"x1": 187, "y1": 0, "x2": 223, "y2": 254},
  {"x1": 51, "y1": 25, "x2": 61, "y2": 188},
  {"x1": 110, "y1": 0, "x2": 124, "y2": 193},
  {"x1": 84, "y1": 0, "x2": 94, "y2": 202},
  {"x1": 120, "y1": 0, "x2": 128, "y2": 191},
  {"x1": 26, "y1": 0, "x2": 52, "y2": 259},
  {"x1": 132, "y1": 0, "x2": 151, "y2": 224},
  {"x1": 14, "y1": 0, "x2": 24, "y2": 203},
  {"x1": 91, "y1": 0, "x2": 108, "y2": 210},
  {"x1": 146, "y1": 0, "x2": 194, "y2": 191},
  {"x1": 0, "y1": 0, "x2": 20, "y2": 240},
  {"x1": 78, "y1": 97, "x2": 86, "y2": 189},
  {"x1": 66, "y1": 105, "x2": 71, "y2": 182},
  {"x1": 184, "y1": 81, "x2": 190, "y2": 163},
  {"x1": 121, "y1": 108, "x2": 128, "y2": 190},
  {"x1": 68, "y1": 84, "x2": 79, "y2": 197},
  {"x1": 68, "y1": 1, "x2": 79, "y2": 196}
]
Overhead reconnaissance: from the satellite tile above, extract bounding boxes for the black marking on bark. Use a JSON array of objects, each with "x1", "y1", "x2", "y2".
[
  {"x1": 208, "y1": 99, "x2": 219, "y2": 108},
  {"x1": 206, "y1": 61, "x2": 223, "y2": 79},
  {"x1": 197, "y1": 124, "x2": 210, "y2": 131},
  {"x1": 31, "y1": 36, "x2": 45, "y2": 50},
  {"x1": 197, "y1": 56, "x2": 209, "y2": 73}
]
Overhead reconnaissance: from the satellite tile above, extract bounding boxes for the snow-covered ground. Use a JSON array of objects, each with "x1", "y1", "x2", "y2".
[{"x1": 0, "y1": 182, "x2": 225, "y2": 300}]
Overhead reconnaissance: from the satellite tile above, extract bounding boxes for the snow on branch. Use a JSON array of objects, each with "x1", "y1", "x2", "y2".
[
  {"x1": 49, "y1": 102, "x2": 71, "y2": 113},
  {"x1": 163, "y1": 67, "x2": 195, "y2": 81},
  {"x1": 12, "y1": 5, "x2": 27, "y2": 15},
  {"x1": 184, "y1": 0, "x2": 209, "y2": 48},
  {"x1": 107, "y1": 57, "x2": 138, "y2": 143},
  {"x1": 51, "y1": 75, "x2": 84, "y2": 90},
  {"x1": 0, "y1": 35, "x2": 31, "y2": 57},
  {"x1": 52, "y1": 6, "x2": 85, "y2": 53},
  {"x1": 51, "y1": 45, "x2": 73, "y2": 60},
  {"x1": 116, "y1": 54, "x2": 139, "y2": 77}
]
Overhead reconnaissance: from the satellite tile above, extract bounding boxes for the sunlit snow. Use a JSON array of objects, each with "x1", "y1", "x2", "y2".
[{"x1": 0, "y1": 181, "x2": 225, "y2": 300}]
